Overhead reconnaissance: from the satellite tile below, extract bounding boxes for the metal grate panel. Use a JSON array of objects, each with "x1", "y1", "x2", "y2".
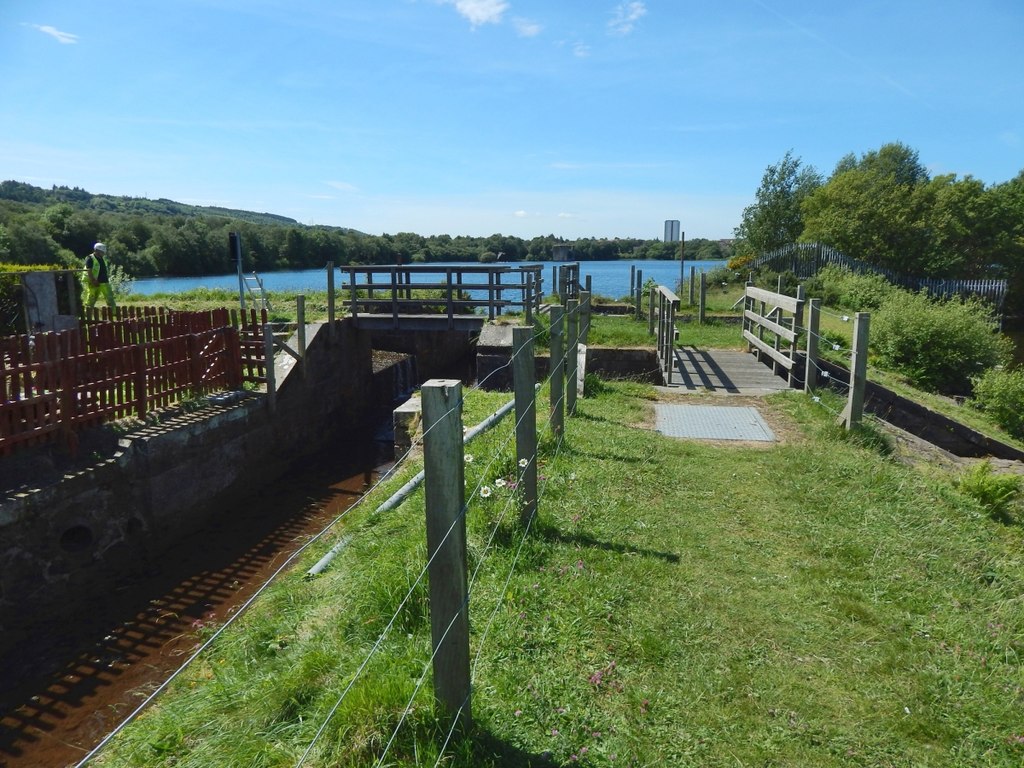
[{"x1": 655, "y1": 404, "x2": 776, "y2": 442}]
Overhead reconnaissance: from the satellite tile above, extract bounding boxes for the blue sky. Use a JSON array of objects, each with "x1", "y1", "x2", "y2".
[{"x1": 2, "y1": 1, "x2": 1022, "y2": 240}]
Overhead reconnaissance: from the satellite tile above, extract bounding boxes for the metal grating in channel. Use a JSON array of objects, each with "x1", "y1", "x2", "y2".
[{"x1": 654, "y1": 404, "x2": 776, "y2": 442}]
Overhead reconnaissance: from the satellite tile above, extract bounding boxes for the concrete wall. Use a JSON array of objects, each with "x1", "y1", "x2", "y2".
[{"x1": 0, "y1": 319, "x2": 374, "y2": 643}]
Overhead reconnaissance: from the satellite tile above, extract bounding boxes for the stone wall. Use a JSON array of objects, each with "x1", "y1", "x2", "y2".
[{"x1": 0, "y1": 319, "x2": 374, "y2": 643}]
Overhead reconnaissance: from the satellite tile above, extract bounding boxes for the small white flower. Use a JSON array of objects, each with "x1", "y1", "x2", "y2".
[
  {"x1": 464, "y1": 454, "x2": 474, "y2": 463},
  {"x1": 481, "y1": 486, "x2": 492, "y2": 498},
  {"x1": 518, "y1": 458, "x2": 529, "y2": 468},
  {"x1": 494, "y1": 478, "x2": 507, "y2": 487}
]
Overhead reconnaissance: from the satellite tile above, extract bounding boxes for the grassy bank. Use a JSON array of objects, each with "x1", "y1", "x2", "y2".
[{"x1": 94, "y1": 382, "x2": 1024, "y2": 767}]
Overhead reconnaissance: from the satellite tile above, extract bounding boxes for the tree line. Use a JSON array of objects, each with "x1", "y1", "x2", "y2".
[
  {"x1": 0, "y1": 181, "x2": 731, "y2": 279},
  {"x1": 731, "y1": 142, "x2": 1024, "y2": 315}
]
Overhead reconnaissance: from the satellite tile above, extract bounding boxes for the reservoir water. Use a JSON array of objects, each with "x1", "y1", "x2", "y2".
[{"x1": 128, "y1": 259, "x2": 729, "y2": 301}]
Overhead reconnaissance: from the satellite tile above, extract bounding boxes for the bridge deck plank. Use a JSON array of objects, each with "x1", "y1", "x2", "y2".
[{"x1": 666, "y1": 347, "x2": 791, "y2": 395}]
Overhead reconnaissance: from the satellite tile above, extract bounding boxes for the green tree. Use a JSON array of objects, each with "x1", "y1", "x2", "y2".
[
  {"x1": 801, "y1": 142, "x2": 932, "y2": 273},
  {"x1": 734, "y1": 150, "x2": 821, "y2": 258}
]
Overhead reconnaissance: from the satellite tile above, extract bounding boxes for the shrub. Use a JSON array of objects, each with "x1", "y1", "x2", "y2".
[
  {"x1": 955, "y1": 460, "x2": 1022, "y2": 522},
  {"x1": 871, "y1": 291, "x2": 1011, "y2": 394},
  {"x1": 970, "y1": 367, "x2": 1024, "y2": 439},
  {"x1": 804, "y1": 265, "x2": 895, "y2": 311}
]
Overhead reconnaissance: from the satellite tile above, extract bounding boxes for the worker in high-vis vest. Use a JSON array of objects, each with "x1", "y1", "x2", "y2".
[{"x1": 83, "y1": 242, "x2": 116, "y2": 309}]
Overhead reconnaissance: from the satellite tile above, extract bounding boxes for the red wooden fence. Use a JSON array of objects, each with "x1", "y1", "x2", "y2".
[{"x1": 1, "y1": 307, "x2": 270, "y2": 456}]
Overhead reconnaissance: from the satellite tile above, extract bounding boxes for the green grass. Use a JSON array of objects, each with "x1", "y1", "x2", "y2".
[{"x1": 94, "y1": 382, "x2": 1024, "y2": 767}]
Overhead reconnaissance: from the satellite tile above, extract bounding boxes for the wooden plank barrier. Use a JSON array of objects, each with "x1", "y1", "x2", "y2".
[{"x1": 1, "y1": 309, "x2": 254, "y2": 456}]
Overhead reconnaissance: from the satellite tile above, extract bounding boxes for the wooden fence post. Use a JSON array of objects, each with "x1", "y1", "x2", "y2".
[
  {"x1": 566, "y1": 299, "x2": 579, "y2": 415},
  {"x1": 805, "y1": 298, "x2": 820, "y2": 393},
  {"x1": 842, "y1": 312, "x2": 870, "y2": 430},
  {"x1": 421, "y1": 379, "x2": 472, "y2": 734},
  {"x1": 688, "y1": 266, "x2": 696, "y2": 306},
  {"x1": 698, "y1": 271, "x2": 706, "y2": 325},
  {"x1": 549, "y1": 305, "x2": 565, "y2": 439},
  {"x1": 513, "y1": 327, "x2": 538, "y2": 526}
]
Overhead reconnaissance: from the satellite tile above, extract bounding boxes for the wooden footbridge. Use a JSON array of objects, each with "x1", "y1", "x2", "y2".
[{"x1": 340, "y1": 264, "x2": 548, "y2": 331}]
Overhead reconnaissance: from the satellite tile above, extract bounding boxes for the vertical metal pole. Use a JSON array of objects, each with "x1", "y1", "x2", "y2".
[
  {"x1": 549, "y1": 305, "x2": 565, "y2": 439},
  {"x1": 421, "y1": 379, "x2": 471, "y2": 733},
  {"x1": 688, "y1": 265, "x2": 696, "y2": 306},
  {"x1": 566, "y1": 298, "x2": 579, "y2": 415},
  {"x1": 231, "y1": 232, "x2": 246, "y2": 313},
  {"x1": 513, "y1": 327, "x2": 538, "y2": 526},
  {"x1": 805, "y1": 298, "x2": 820, "y2": 394},
  {"x1": 843, "y1": 313, "x2": 870, "y2": 430}
]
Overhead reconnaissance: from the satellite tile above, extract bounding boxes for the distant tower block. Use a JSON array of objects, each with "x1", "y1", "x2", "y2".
[{"x1": 664, "y1": 219, "x2": 681, "y2": 242}]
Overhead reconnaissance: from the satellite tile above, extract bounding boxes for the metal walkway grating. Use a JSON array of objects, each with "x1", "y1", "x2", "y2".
[{"x1": 654, "y1": 404, "x2": 776, "y2": 442}]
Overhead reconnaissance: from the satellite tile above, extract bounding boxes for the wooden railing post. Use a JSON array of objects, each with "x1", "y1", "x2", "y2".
[
  {"x1": 580, "y1": 289, "x2": 592, "y2": 346},
  {"x1": 789, "y1": 285, "x2": 805, "y2": 388},
  {"x1": 688, "y1": 265, "x2": 696, "y2": 306},
  {"x1": 421, "y1": 379, "x2": 471, "y2": 734},
  {"x1": 263, "y1": 324, "x2": 277, "y2": 414},
  {"x1": 566, "y1": 298, "x2": 579, "y2": 416},
  {"x1": 296, "y1": 295, "x2": 307, "y2": 377},
  {"x1": 842, "y1": 312, "x2": 870, "y2": 430},
  {"x1": 549, "y1": 305, "x2": 565, "y2": 439},
  {"x1": 647, "y1": 285, "x2": 656, "y2": 336},
  {"x1": 805, "y1": 298, "x2": 820, "y2": 393},
  {"x1": 524, "y1": 271, "x2": 534, "y2": 326},
  {"x1": 698, "y1": 271, "x2": 706, "y2": 325},
  {"x1": 634, "y1": 269, "x2": 643, "y2": 320},
  {"x1": 513, "y1": 327, "x2": 538, "y2": 526},
  {"x1": 326, "y1": 262, "x2": 335, "y2": 340}
]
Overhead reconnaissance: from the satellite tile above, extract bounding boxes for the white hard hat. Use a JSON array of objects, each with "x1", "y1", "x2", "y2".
[{"x1": 94, "y1": 242, "x2": 107, "y2": 253}]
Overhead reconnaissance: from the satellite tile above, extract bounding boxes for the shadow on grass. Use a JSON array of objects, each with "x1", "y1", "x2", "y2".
[
  {"x1": 533, "y1": 519, "x2": 680, "y2": 564},
  {"x1": 458, "y1": 730, "x2": 563, "y2": 767}
]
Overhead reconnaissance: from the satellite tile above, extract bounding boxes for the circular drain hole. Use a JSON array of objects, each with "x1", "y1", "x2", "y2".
[{"x1": 60, "y1": 525, "x2": 94, "y2": 554}]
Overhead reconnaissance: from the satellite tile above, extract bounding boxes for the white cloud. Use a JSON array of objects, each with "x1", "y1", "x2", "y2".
[
  {"x1": 514, "y1": 210, "x2": 528, "y2": 217},
  {"x1": 28, "y1": 24, "x2": 79, "y2": 44},
  {"x1": 442, "y1": 0, "x2": 509, "y2": 29},
  {"x1": 513, "y1": 17, "x2": 542, "y2": 37},
  {"x1": 326, "y1": 180, "x2": 360, "y2": 193},
  {"x1": 573, "y1": 41, "x2": 590, "y2": 58},
  {"x1": 608, "y1": 2, "x2": 647, "y2": 35}
]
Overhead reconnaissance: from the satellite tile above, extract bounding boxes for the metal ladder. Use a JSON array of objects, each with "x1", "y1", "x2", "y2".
[{"x1": 243, "y1": 271, "x2": 272, "y2": 312}]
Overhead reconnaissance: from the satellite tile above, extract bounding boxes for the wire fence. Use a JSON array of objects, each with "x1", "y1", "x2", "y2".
[
  {"x1": 750, "y1": 242, "x2": 1008, "y2": 318},
  {"x1": 74, "y1": 295, "x2": 589, "y2": 768}
]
